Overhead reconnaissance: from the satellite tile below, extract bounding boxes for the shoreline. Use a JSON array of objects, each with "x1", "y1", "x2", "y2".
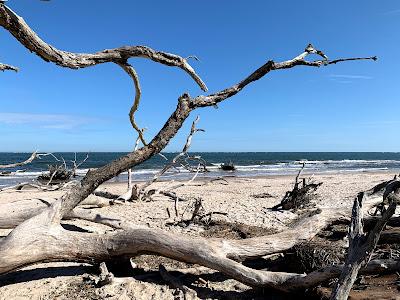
[
  {"x1": 1, "y1": 168, "x2": 398, "y2": 188},
  {"x1": 105, "y1": 168, "x2": 399, "y2": 185}
]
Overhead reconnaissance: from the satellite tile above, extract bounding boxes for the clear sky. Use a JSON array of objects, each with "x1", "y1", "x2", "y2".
[{"x1": 1, "y1": 1, "x2": 399, "y2": 152}]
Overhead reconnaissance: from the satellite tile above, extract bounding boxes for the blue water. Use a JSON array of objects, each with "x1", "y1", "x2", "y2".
[{"x1": 1, "y1": 152, "x2": 400, "y2": 187}]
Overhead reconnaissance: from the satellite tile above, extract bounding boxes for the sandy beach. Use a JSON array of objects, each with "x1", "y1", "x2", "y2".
[{"x1": 0, "y1": 171, "x2": 397, "y2": 299}]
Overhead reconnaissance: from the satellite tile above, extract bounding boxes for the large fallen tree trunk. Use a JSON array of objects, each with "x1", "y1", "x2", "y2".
[
  {"x1": 0, "y1": 1, "x2": 379, "y2": 294},
  {"x1": 0, "y1": 183, "x2": 392, "y2": 288},
  {"x1": 0, "y1": 191, "x2": 397, "y2": 292}
]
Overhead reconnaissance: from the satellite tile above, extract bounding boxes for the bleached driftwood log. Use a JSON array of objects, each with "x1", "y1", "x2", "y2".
[{"x1": 0, "y1": 1, "x2": 379, "y2": 293}]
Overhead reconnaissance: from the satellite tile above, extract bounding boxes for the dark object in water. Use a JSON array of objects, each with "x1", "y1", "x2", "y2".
[
  {"x1": 0, "y1": 171, "x2": 12, "y2": 176},
  {"x1": 220, "y1": 162, "x2": 236, "y2": 171},
  {"x1": 37, "y1": 164, "x2": 72, "y2": 184}
]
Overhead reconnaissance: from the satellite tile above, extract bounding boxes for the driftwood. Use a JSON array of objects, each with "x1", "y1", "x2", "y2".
[
  {"x1": 0, "y1": 62, "x2": 18, "y2": 72},
  {"x1": 38, "y1": 164, "x2": 73, "y2": 184},
  {"x1": 0, "y1": 151, "x2": 57, "y2": 169},
  {"x1": 330, "y1": 192, "x2": 398, "y2": 299},
  {"x1": 272, "y1": 163, "x2": 322, "y2": 210},
  {"x1": 0, "y1": 1, "x2": 380, "y2": 296},
  {"x1": 71, "y1": 153, "x2": 89, "y2": 178},
  {"x1": 135, "y1": 116, "x2": 205, "y2": 202},
  {"x1": 0, "y1": 197, "x2": 124, "y2": 229}
]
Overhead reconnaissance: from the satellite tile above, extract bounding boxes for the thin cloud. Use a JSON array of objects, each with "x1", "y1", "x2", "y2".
[
  {"x1": 329, "y1": 74, "x2": 373, "y2": 80},
  {"x1": 383, "y1": 9, "x2": 400, "y2": 15},
  {"x1": 0, "y1": 112, "x2": 93, "y2": 130}
]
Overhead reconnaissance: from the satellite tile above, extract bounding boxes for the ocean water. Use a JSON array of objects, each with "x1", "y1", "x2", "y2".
[{"x1": 1, "y1": 152, "x2": 400, "y2": 188}]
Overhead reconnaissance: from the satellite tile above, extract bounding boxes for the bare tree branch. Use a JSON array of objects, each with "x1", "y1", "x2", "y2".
[
  {"x1": 0, "y1": 4, "x2": 207, "y2": 91},
  {"x1": 0, "y1": 62, "x2": 18, "y2": 71},
  {"x1": 136, "y1": 116, "x2": 203, "y2": 200},
  {"x1": 0, "y1": 151, "x2": 56, "y2": 169},
  {"x1": 191, "y1": 44, "x2": 376, "y2": 108},
  {"x1": 117, "y1": 61, "x2": 147, "y2": 145}
]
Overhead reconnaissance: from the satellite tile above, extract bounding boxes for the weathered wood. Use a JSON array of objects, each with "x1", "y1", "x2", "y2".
[
  {"x1": 330, "y1": 192, "x2": 397, "y2": 300},
  {"x1": 0, "y1": 62, "x2": 18, "y2": 72},
  {"x1": 0, "y1": 5, "x2": 207, "y2": 92},
  {"x1": 0, "y1": 152, "x2": 38, "y2": 169},
  {"x1": 378, "y1": 228, "x2": 400, "y2": 244},
  {"x1": 272, "y1": 163, "x2": 322, "y2": 210}
]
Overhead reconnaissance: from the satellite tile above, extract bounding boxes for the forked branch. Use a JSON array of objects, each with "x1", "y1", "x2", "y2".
[{"x1": 192, "y1": 44, "x2": 376, "y2": 108}]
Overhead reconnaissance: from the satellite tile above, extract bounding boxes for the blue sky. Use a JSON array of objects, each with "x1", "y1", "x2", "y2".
[{"x1": 1, "y1": 0, "x2": 399, "y2": 152}]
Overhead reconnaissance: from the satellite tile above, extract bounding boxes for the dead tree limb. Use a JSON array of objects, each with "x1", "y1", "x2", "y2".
[
  {"x1": 190, "y1": 44, "x2": 376, "y2": 108},
  {"x1": 0, "y1": 5, "x2": 207, "y2": 92},
  {"x1": 136, "y1": 116, "x2": 204, "y2": 201},
  {"x1": 117, "y1": 62, "x2": 147, "y2": 145},
  {"x1": 117, "y1": 131, "x2": 144, "y2": 201},
  {"x1": 0, "y1": 151, "x2": 44, "y2": 169},
  {"x1": 330, "y1": 192, "x2": 398, "y2": 300},
  {"x1": 70, "y1": 153, "x2": 89, "y2": 177},
  {"x1": 0, "y1": 62, "x2": 18, "y2": 72}
]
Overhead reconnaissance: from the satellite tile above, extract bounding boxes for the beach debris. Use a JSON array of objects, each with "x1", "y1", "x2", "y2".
[
  {"x1": 252, "y1": 192, "x2": 274, "y2": 199},
  {"x1": 133, "y1": 117, "x2": 207, "y2": 202},
  {"x1": 70, "y1": 153, "x2": 89, "y2": 178},
  {"x1": 35, "y1": 153, "x2": 89, "y2": 185},
  {"x1": 330, "y1": 192, "x2": 397, "y2": 299},
  {"x1": 37, "y1": 164, "x2": 73, "y2": 185},
  {"x1": 97, "y1": 262, "x2": 115, "y2": 287},
  {"x1": 271, "y1": 163, "x2": 322, "y2": 210},
  {"x1": 166, "y1": 197, "x2": 228, "y2": 227},
  {"x1": 220, "y1": 161, "x2": 236, "y2": 171}
]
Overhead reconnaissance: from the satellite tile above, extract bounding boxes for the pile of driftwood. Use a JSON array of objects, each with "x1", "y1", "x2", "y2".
[
  {"x1": 272, "y1": 163, "x2": 323, "y2": 210},
  {"x1": 0, "y1": 153, "x2": 89, "y2": 192}
]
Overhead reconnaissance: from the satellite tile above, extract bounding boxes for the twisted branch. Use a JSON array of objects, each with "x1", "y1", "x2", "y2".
[
  {"x1": 117, "y1": 61, "x2": 147, "y2": 145},
  {"x1": 0, "y1": 4, "x2": 207, "y2": 91}
]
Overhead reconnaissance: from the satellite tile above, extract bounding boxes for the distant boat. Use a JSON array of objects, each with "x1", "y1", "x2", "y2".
[{"x1": 220, "y1": 162, "x2": 236, "y2": 171}]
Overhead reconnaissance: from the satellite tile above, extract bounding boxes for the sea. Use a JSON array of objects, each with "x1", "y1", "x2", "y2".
[{"x1": 1, "y1": 152, "x2": 400, "y2": 188}]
